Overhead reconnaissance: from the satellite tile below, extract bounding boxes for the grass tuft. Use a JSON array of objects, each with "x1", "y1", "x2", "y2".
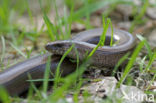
[
  {"x1": 0, "y1": 86, "x2": 11, "y2": 103},
  {"x1": 117, "y1": 40, "x2": 145, "y2": 88}
]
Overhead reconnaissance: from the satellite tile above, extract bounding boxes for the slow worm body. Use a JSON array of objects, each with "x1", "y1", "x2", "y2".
[
  {"x1": 46, "y1": 28, "x2": 136, "y2": 67},
  {"x1": 0, "y1": 28, "x2": 136, "y2": 96},
  {"x1": 0, "y1": 54, "x2": 76, "y2": 96}
]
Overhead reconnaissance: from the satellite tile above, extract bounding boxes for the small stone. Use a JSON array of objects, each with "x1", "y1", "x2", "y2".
[
  {"x1": 148, "y1": 29, "x2": 156, "y2": 47},
  {"x1": 81, "y1": 77, "x2": 146, "y2": 103},
  {"x1": 132, "y1": 0, "x2": 142, "y2": 6},
  {"x1": 146, "y1": 7, "x2": 156, "y2": 19},
  {"x1": 116, "y1": 4, "x2": 133, "y2": 21},
  {"x1": 117, "y1": 21, "x2": 131, "y2": 30}
]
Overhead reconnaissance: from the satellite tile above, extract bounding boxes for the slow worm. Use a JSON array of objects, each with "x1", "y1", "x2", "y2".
[{"x1": 0, "y1": 28, "x2": 136, "y2": 96}]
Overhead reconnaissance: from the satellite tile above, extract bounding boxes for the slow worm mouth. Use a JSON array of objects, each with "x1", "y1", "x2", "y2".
[{"x1": 85, "y1": 35, "x2": 118, "y2": 46}]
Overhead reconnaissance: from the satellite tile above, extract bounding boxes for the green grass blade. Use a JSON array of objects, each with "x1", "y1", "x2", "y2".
[
  {"x1": 84, "y1": 0, "x2": 91, "y2": 29},
  {"x1": 112, "y1": 52, "x2": 130, "y2": 76},
  {"x1": 53, "y1": 44, "x2": 74, "y2": 89},
  {"x1": 10, "y1": 42, "x2": 27, "y2": 58},
  {"x1": 0, "y1": 87, "x2": 11, "y2": 103},
  {"x1": 27, "y1": 74, "x2": 42, "y2": 98},
  {"x1": 39, "y1": 0, "x2": 58, "y2": 41},
  {"x1": 70, "y1": 0, "x2": 133, "y2": 21},
  {"x1": 110, "y1": 20, "x2": 114, "y2": 46},
  {"x1": 139, "y1": 56, "x2": 147, "y2": 72},
  {"x1": 25, "y1": 0, "x2": 34, "y2": 25},
  {"x1": 146, "y1": 73, "x2": 156, "y2": 90},
  {"x1": 137, "y1": 35, "x2": 152, "y2": 59},
  {"x1": 43, "y1": 56, "x2": 51, "y2": 93},
  {"x1": 27, "y1": 79, "x2": 54, "y2": 82},
  {"x1": 145, "y1": 51, "x2": 156, "y2": 72},
  {"x1": 100, "y1": 18, "x2": 111, "y2": 46},
  {"x1": 67, "y1": 2, "x2": 74, "y2": 39},
  {"x1": 129, "y1": 0, "x2": 149, "y2": 32},
  {"x1": 0, "y1": 36, "x2": 5, "y2": 62},
  {"x1": 117, "y1": 40, "x2": 145, "y2": 88},
  {"x1": 88, "y1": 17, "x2": 110, "y2": 59},
  {"x1": 43, "y1": 14, "x2": 56, "y2": 41}
]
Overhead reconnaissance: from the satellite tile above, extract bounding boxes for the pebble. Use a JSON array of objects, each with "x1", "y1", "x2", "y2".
[{"x1": 146, "y1": 7, "x2": 156, "y2": 20}]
